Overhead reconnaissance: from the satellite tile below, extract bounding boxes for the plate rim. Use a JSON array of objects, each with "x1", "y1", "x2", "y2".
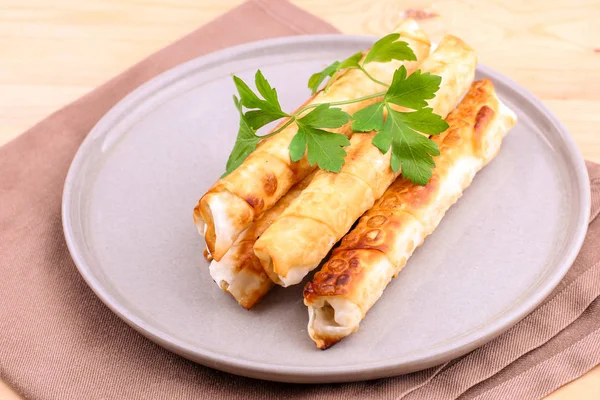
[{"x1": 62, "y1": 34, "x2": 591, "y2": 383}]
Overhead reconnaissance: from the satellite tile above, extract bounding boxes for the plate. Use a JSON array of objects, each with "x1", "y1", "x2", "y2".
[{"x1": 62, "y1": 35, "x2": 590, "y2": 383}]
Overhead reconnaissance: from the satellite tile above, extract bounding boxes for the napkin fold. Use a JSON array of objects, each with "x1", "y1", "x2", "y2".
[{"x1": 1, "y1": 1, "x2": 598, "y2": 399}]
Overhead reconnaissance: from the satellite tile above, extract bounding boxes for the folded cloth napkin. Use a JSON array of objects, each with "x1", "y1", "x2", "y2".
[{"x1": 1, "y1": 1, "x2": 599, "y2": 399}]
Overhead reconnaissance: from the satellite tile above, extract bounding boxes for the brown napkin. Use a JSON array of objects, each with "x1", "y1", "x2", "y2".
[{"x1": 1, "y1": 1, "x2": 599, "y2": 399}]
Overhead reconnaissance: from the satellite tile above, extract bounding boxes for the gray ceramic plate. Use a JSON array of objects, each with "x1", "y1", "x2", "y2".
[{"x1": 62, "y1": 35, "x2": 590, "y2": 383}]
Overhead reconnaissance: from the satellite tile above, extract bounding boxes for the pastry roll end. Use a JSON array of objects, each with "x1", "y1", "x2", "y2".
[
  {"x1": 304, "y1": 249, "x2": 395, "y2": 349},
  {"x1": 209, "y1": 241, "x2": 274, "y2": 310},
  {"x1": 254, "y1": 216, "x2": 338, "y2": 287},
  {"x1": 194, "y1": 189, "x2": 255, "y2": 261},
  {"x1": 477, "y1": 99, "x2": 517, "y2": 162},
  {"x1": 306, "y1": 298, "x2": 362, "y2": 350}
]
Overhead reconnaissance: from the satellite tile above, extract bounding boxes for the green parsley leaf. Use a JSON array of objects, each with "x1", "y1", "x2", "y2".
[
  {"x1": 363, "y1": 33, "x2": 417, "y2": 65},
  {"x1": 289, "y1": 126, "x2": 350, "y2": 173},
  {"x1": 371, "y1": 104, "x2": 444, "y2": 185},
  {"x1": 232, "y1": 70, "x2": 287, "y2": 116},
  {"x1": 232, "y1": 70, "x2": 288, "y2": 132},
  {"x1": 338, "y1": 51, "x2": 363, "y2": 70},
  {"x1": 351, "y1": 102, "x2": 385, "y2": 132},
  {"x1": 233, "y1": 75, "x2": 264, "y2": 109},
  {"x1": 298, "y1": 104, "x2": 351, "y2": 129},
  {"x1": 391, "y1": 107, "x2": 449, "y2": 135},
  {"x1": 222, "y1": 96, "x2": 261, "y2": 177},
  {"x1": 308, "y1": 61, "x2": 340, "y2": 94},
  {"x1": 255, "y1": 70, "x2": 281, "y2": 106},
  {"x1": 288, "y1": 104, "x2": 351, "y2": 172},
  {"x1": 307, "y1": 52, "x2": 363, "y2": 94},
  {"x1": 244, "y1": 110, "x2": 282, "y2": 130},
  {"x1": 385, "y1": 66, "x2": 442, "y2": 110},
  {"x1": 288, "y1": 130, "x2": 307, "y2": 162},
  {"x1": 391, "y1": 132, "x2": 439, "y2": 185}
]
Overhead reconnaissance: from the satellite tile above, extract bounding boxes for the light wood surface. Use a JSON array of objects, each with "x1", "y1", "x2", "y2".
[{"x1": 1, "y1": 0, "x2": 599, "y2": 398}]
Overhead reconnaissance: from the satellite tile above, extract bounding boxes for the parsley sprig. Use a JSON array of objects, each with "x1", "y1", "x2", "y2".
[
  {"x1": 307, "y1": 33, "x2": 417, "y2": 94},
  {"x1": 352, "y1": 67, "x2": 449, "y2": 185},
  {"x1": 223, "y1": 34, "x2": 449, "y2": 185}
]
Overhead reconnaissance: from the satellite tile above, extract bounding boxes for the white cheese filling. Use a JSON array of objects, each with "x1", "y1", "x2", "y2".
[
  {"x1": 209, "y1": 258, "x2": 236, "y2": 291},
  {"x1": 209, "y1": 194, "x2": 236, "y2": 246},
  {"x1": 308, "y1": 297, "x2": 362, "y2": 339},
  {"x1": 210, "y1": 256, "x2": 263, "y2": 300},
  {"x1": 195, "y1": 219, "x2": 206, "y2": 237}
]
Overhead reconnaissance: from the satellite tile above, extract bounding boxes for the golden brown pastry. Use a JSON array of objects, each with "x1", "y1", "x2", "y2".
[
  {"x1": 209, "y1": 172, "x2": 315, "y2": 309},
  {"x1": 303, "y1": 79, "x2": 517, "y2": 349},
  {"x1": 254, "y1": 35, "x2": 477, "y2": 287},
  {"x1": 194, "y1": 19, "x2": 431, "y2": 261}
]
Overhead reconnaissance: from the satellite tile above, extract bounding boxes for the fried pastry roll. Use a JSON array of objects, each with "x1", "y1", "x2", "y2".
[{"x1": 304, "y1": 79, "x2": 517, "y2": 349}]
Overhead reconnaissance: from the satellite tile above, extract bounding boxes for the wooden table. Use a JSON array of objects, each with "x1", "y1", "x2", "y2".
[{"x1": 1, "y1": 0, "x2": 599, "y2": 398}]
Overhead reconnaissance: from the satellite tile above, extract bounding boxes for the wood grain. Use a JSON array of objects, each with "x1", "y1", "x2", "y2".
[{"x1": 0, "y1": 0, "x2": 598, "y2": 397}]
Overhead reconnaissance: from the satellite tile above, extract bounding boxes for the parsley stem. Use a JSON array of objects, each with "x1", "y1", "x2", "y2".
[
  {"x1": 327, "y1": 91, "x2": 386, "y2": 106},
  {"x1": 294, "y1": 91, "x2": 386, "y2": 116},
  {"x1": 322, "y1": 73, "x2": 337, "y2": 93},
  {"x1": 260, "y1": 116, "x2": 296, "y2": 138},
  {"x1": 358, "y1": 65, "x2": 390, "y2": 88},
  {"x1": 258, "y1": 90, "x2": 386, "y2": 139}
]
